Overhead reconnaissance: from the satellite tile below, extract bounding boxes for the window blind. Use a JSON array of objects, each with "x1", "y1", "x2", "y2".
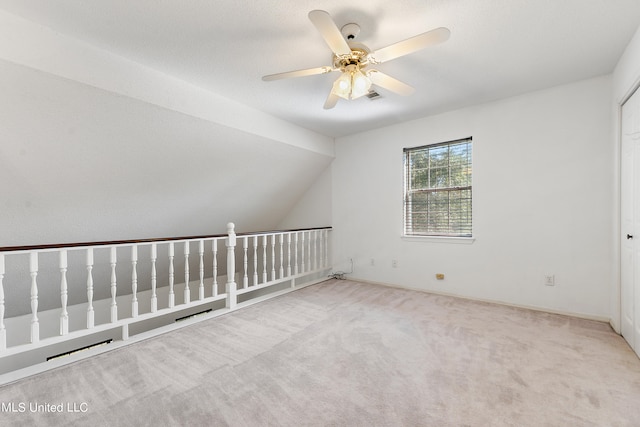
[{"x1": 404, "y1": 137, "x2": 472, "y2": 237}]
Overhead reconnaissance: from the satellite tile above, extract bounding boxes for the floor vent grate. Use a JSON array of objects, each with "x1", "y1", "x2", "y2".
[
  {"x1": 47, "y1": 339, "x2": 113, "y2": 361},
  {"x1": 175, "y1": 309, "x2": 212, "y2": 322}
]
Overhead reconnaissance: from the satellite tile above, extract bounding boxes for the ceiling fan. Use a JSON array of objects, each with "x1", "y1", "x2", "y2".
[{"x1": 262, "y1": 10, "x2": 450, "y2": 109}]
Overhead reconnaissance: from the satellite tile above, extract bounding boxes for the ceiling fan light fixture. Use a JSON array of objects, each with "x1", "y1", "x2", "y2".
[
  {"x1": 331, "y1": 64, "x2": 372, "y2": 100},
  {"x1": 351, "y1": 68, "x2": 372, "y2": 99},
  {"x1": 332, "y1": 71, "x2": 352, "y2": 100}
]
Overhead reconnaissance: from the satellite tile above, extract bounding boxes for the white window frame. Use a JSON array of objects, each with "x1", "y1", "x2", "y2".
[{"x1": 403, "y1": 137, "x2": 473, "y2": 240}]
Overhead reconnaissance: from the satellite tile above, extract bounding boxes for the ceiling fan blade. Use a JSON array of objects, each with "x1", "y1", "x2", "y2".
[
  {"x1": 370, "y1": 27, "x2": 450, "y2": 64},
  {"x1": 308, "y1": 10, "x2": 352, "y2": 56},
  {"x1": 368, "y1": 70, "x2": 415, "y2": 96},
  {"x1": 262, "y1": 66, "x2": 334, "y2": 81},
  {"x1": 324, "y1": 91, "x2": 340, "y2": 109}
]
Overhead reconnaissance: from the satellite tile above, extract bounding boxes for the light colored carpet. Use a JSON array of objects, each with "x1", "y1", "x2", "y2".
[{"x1": 0, "y1": 279, "x2": 639, "y2": 426}]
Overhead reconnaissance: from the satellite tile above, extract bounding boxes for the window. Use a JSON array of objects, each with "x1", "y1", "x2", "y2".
[{"x1": 403, "y1": 137, "x2": 472, "y2": 237}]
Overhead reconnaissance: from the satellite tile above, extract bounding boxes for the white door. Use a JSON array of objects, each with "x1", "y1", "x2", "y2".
[{"x1": 621, "y1": 87, "x2": 640, "y2": 357}]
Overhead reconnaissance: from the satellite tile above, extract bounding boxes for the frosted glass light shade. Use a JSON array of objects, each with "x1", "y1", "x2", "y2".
[
  {"x1": 330, "y1": 65, "x2": 372, "y2": 100},
  {"x1": 350, "y1": 69, "x2": 372, "y2": 99},
  {"x1": 332, "y1": 72, "x2": 352, "y2": 100}
]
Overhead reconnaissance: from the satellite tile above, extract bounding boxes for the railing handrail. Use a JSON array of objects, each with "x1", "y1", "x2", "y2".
[
  {"x1": 236, "y1": 226, "x2": 331, "y2": 237},
  {"x1": 0, "y1": 226, "x2": 332, "y2": 253}
]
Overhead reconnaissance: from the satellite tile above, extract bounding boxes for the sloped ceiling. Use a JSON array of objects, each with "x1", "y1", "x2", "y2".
[
  {"x1": 0, "y1": 0, "x2": 639, "y2": 137},
  {"x1": 0, "y1": 59, "x2": 332, "y2": 245}
]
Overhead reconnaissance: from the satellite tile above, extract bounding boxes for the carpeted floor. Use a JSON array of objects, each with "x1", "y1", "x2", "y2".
[{"x1": 0, "y1": 279, "x2": 639, "y2": 426}]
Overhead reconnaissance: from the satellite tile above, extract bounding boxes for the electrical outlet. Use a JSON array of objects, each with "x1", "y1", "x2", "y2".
[
  {"x1": 543, "y1": 275, "x2": 555, "y2": 286},
  {"x1": 392, "y1": 259, "x2": 398, "y2": 268},
  {"x1": 436, "y1": 273, "x2": 445, "y2": 280}
]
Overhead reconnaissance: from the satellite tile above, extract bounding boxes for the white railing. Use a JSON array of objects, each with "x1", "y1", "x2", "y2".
[{"x1": 0, "y1": 223, "x2": 331, "y2": 377}]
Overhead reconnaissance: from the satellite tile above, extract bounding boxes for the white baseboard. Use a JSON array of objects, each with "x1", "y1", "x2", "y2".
[{"x1": 346, "y1": 276, "x2": 612, "y2": 325}]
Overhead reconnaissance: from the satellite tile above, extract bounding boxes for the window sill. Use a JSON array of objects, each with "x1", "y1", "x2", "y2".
[{"x1": 401, "y1": 235, "x2": 476, "y2": 244}]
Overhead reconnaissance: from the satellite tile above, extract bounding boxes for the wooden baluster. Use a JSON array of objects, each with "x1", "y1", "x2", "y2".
[
  {"x1": 212, "y1": 239, "x2": 218, "y2": 297},
  {"x1": 86, "y1": 248, "x2": 95, "y2": 328},
  {"x1": 0, "y1": 254, "x2": 5, "y2": 351},
  {"x1": 308, "y1": 231, "x2": 312, "y2": 271},
  {"x1": 324, "y1": 229, "x2": 329, "y2": 268},
  {"x1": 59, "y1": 250, "x2": 69, "y2": 335},
  {"x1": 294, "y1": 232, "x2": 299, "y2": 275},
  {"x1": 184, "y1": 242, "x2": 190, "y2": 304},
  {"x1": 252, "y1": 237, "x2": 258, "y2": 286},
  {"x1": 110, "y1": 246, "x2": 118, "y2": 322},
  {"x1": 301, "y1": 232, "x2": 306, "y2": 273},
  {"x1": 318, "y1": 230, "x2": 324, "y2": 269},
  {"x1": 225, "y1": 223, "x2": 237, "y2": 309},
  {"x1": 151, "y1": 243, "x2": 158, "y2": 312},
  {"x1": 286, "y1": 233, "x2": 292, "y2": 277},
  {"x1": 198, "y1": 240, "x2": 205, "y2": 300},
  {"x1": 243, "y1": 236, "x2": 249, "y2": 288},
  {"x1": 131, "y1": 245, "x2": 138, "y2": 317},
  {"x1": 307, "y1": 232, "x2": 312, "y2": 272},
  {"x1": 279, "y1": 234, "x2": 284, "y2": 279},
  {"x1": 312, "y1": 231, "x2": 318, "y2": 271},
  {"x1": 316, "y1": 232, "x2": 319, "y2": 268},
  {"x1": 168, "y1": 242, "x2": 175, "y2": 308},
  {"x1": 307, "y1": 230, "x2": 313, "y2": 271},
  {"x1": 262, "y1": 235, "x2": 268, "y2": 283},
  {"x1": 314, "y1": 231, "x2": 320, "y2": 270},
  {"x1": 318, "y1": 230, "x2": 324, "y2": 268},
  {"x1": 270, "y1": 234, "x2": 276, "y2": 281},
  {"x1": 29, "y1": 252, "x2": 39, "y2": 343}
]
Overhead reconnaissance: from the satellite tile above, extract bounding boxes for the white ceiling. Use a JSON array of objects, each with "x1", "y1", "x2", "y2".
[{"x1": 1, "y1": 0, "x2": 639, "y2": 138}]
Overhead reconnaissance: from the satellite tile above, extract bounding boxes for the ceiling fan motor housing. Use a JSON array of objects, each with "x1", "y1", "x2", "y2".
[{"x1": 333, "y1": 44, "x2": 370, "y2": 72}]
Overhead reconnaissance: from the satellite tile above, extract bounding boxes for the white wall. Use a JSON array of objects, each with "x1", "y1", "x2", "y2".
[
  {"x1": 277, "y1": 165, "x2": 332, "y2": 230},
  {"x1": 332, "y1": 75, "x2": 613, "y2": 320},
  {"x1": 611, "y1": 24, "x2": 640, "y2": 331},
  {"x1": 0, "y1": 59, "x2": 333, "y2": 247},
  {"x1": 0, "y1": 8, "x2": 336, "y2": 247}
]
